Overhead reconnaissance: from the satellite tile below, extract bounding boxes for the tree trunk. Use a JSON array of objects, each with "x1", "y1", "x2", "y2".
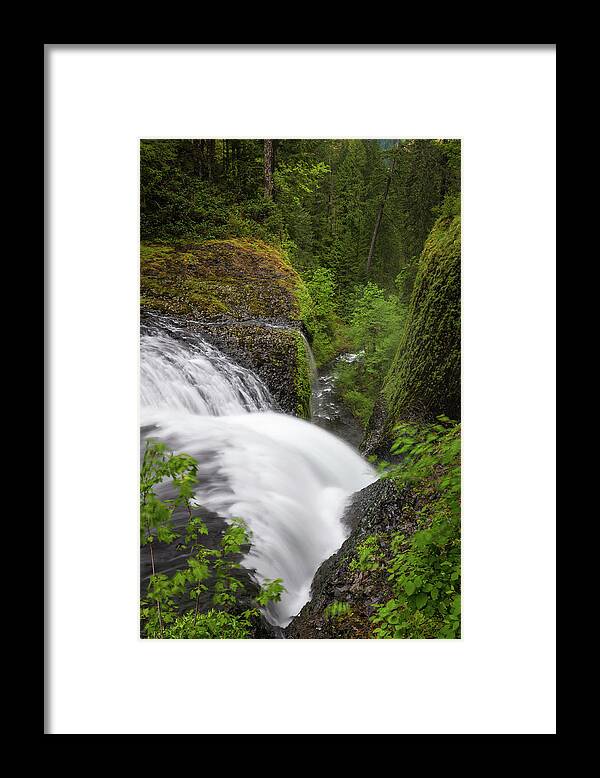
[
  {"x1": 264, "y1": 139, "x2": 274, "y2": 199},
  {"x1": 207, "y1": 139, "x2": 216, "y2": 181},
  {"x1": 192, "y1": 140, "x2": 202, "y2": 177},
  {"x1": 366, "y1": 140, "x2": 399, "y2": 276},
  {"x1": 149, "y1": 543, "x2": 163, "y2": 636}
]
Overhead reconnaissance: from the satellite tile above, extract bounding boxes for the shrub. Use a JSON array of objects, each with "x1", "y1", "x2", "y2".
[
  {"x1": 140, "y1": 440, "x2": 284, "y2": 639},
  {"x1": 370, "y1": 417, "x2": 461, "y2": 639}
]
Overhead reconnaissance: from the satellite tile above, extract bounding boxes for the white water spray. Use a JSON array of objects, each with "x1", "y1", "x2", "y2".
[{"x1": 141, "y1": 320, "x2": 376, "y2": 626}]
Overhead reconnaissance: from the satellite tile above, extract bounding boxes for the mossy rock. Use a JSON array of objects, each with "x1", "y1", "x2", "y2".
[
  {"x1": 140, "y1": 238, "x2": 314, "y2": 419},
  {"x1": 140, "y1": 238, "x2": 304, "y2": 321},
  {"x1": 362, "y1": 215, "x2": 461, "y2": 455}
]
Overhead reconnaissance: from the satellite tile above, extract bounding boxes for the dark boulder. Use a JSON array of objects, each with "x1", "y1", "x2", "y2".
[{"x1": 284, "y1": 479, "x2": 419, "y2": 639}]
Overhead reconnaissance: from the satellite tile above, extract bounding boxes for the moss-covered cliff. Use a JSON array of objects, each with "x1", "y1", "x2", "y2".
[
  {"x1": 140, "y1": 238, "x2": 313, "y2": 418},
  {"x1": 362, "y1": 215, "x2": 461, "y2": 454}
]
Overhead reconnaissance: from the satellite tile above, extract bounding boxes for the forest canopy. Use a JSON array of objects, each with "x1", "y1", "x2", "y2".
[{"x1": 140, "y1": 139, "x2": 460, "y2": 296}]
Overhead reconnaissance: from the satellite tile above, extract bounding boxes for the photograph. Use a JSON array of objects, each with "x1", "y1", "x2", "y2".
[
  {"x1": 139, "y1": 138, "x2": 461, "y2": 639},
  {"x1": 46, "y1": 44, "x2": 555, "y2": 734}
]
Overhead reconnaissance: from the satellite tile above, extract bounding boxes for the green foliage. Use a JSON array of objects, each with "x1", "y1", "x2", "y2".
[
  {"x1": 140, "y1": 441, "x2": 285, "y2": 639},
  {"x1": 389, "y1": 415, "x2": 461, "y2": 490},
  {"x1": 335, "y1": 282, "x2": 407, "y2": 426},
  {"x1": 370, "y1": 417, "x2": 461, "y2": 639},
  {"x1": 299, "y1": 267, "x2": 342, "y2": 366},
  {"x1": 256, "y1": 578, "x2": 286, "y2": 607},
  {"x1": 271, "y1": 159, "x2": 331, "y2": 249},
  {"x1": 366, "y1": 454, "x2": 392, "y2": 475},
  {"x1": 162, "y1": 609, "x2": 257, "y2": 639},
  {"x1": 339, "y1": 389, "x2": 374, "y2": 426},
  {"x1": 140, "y1": 440, "x2": 199, "y2": 546},
  {"x1": 347, "y1": 283, "x2": 407, "y2": 373},
  {"x1": 323, "y1": 601, "x2": 352, "y2": 621},
  {"x1": 389, "y1": 139, "x2": 461, "y2": 277},
  {"x1": 433, "y1": 191, "x2": 461, "y2": 220},
  {"x1": 349, "y1": 534, "x2": 382, "y2": 572},
  {"x1": 140, "y1": 139, "x2": 275, "y2": 244}
]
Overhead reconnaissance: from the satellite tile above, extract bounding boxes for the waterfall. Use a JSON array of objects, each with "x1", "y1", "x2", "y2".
[
  {"x1": 141, "y1": 325, "x2": 273, "y2": 416},
  {"x1": 141, "y1": 317, "x2": 376, "y2": 627}
]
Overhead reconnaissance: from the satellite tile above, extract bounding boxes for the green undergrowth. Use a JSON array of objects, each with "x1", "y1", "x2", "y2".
[
  {"x1": 296, "y1": 267, "x2": 349, "y2": 367},
  {"x1": 140, "y1": 440, "x2": 284, "y2": 639},
  {"x1": 334, "y1": 282, "x2": 408, "y2": 426},
  {"x1": 325, "y1": 416, "x2": 461, "y2": 639},
  {"x1": 372, "y1": 416, "x2": 461, "y2": 638}
]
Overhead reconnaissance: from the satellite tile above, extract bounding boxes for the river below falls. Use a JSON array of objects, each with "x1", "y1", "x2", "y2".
[
  {"x1": 140, "y1": 315, "x2": 375, "y2": 629},
  {"x1": 312, "y1": 352, "x2": 366, "y2": 449}
]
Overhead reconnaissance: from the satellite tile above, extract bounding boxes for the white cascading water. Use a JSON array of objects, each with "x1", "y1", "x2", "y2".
[{"x1": 141, "y1": 318, "x2": 376, "y2": 627}]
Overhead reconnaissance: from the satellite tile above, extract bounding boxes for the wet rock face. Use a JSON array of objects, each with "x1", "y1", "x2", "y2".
[
  {"x1": 284, "y1": 479, "x2": 419, "y2": 639},
  {"x1": 359, "y1": 394, "x2": 391, "y2": 458},
  {"x1": 192, "y1": 321, "x2": 311, "y2": 418}
]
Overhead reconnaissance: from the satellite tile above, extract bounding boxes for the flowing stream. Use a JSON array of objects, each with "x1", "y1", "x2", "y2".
[{"x1": 141, "y1": 316, "x2": 376, "y2": 627}]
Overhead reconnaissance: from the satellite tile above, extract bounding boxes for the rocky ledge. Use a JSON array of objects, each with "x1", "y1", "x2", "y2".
[{"x1": 284, "y1": 479, "x2": 420, "y2": 639}]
